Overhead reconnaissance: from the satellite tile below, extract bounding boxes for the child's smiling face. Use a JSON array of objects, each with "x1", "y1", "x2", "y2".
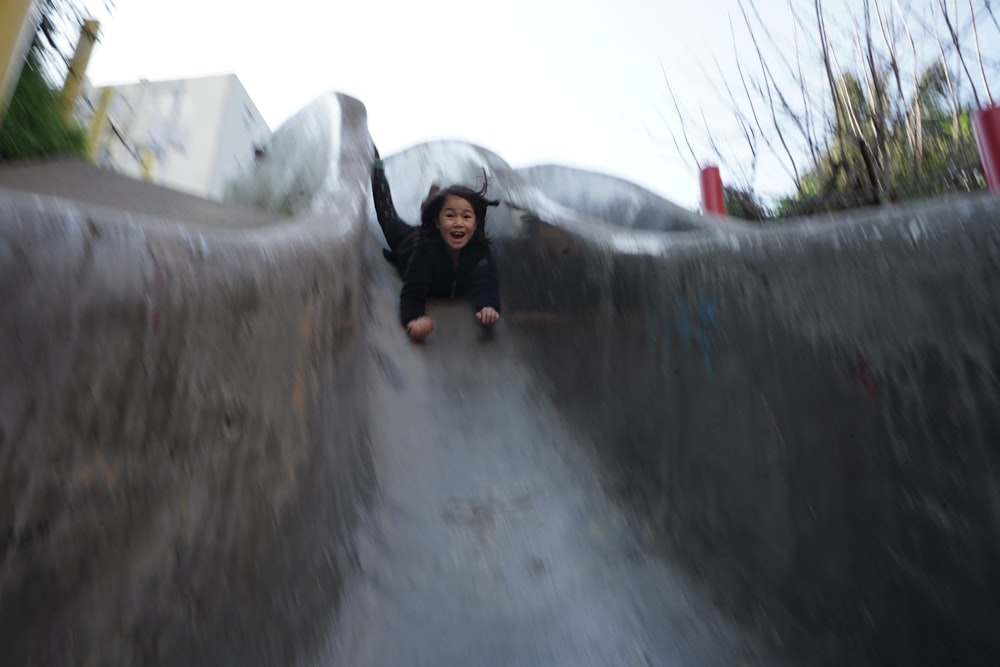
[{"x1": 436, "y1": 195, "x2": 477, "y2": 253}]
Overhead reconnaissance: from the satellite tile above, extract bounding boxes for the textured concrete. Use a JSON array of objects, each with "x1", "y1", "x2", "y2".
[
  {"x1": 515, "y1": 164, "x2": 707, "y2": 232},
  {"x1": 308, "y1": 258, "x2": 784, "y2": 667},
  {"x1": 498, "y1": 195, "x2": 1000, "y2": 666},
  {"x1": 1, "y1": 92, "x2": 999, "y2": 666},
  {"x1": 0, "y1": 158, "x2": 282, "y2": 227},
  {"x1": 0, "y1": 95, "x2": 374, "y2": 666}
]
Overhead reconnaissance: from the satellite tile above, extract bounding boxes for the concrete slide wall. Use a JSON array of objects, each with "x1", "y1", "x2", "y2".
[
  {"x1": 499, "y1": 198, "x2": 1000, "y2": 665},
  {"x1": 1, "y1": 91, "x2": 998, "y2": 665},
  {"x1": 0, "y1": 95, "x2": 375, "y2": 665}
]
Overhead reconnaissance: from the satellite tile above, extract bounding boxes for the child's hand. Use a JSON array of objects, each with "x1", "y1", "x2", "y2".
[
  {"x1": 406, "y1": 316, "x2": 434, "y2": 342},
  {"x1": 475, "y1": 307, "x2": 500, "y2": 327}
]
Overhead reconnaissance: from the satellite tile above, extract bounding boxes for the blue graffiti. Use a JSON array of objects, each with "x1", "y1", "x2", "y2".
[{"x1": 657, "y1": 295, "x2": 719, "y2": 375}]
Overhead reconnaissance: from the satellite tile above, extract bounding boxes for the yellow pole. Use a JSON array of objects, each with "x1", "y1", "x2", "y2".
[
  {"x1": 86, "y1": 85, "x2": 113, "y2": 161},
  {"x1": 0, "y1": 0, "x2": 37, "y2": 127},
  {"x1": 58, "y1": 19, "x2": 100, "y2": 123},
  {"x1": 140, "y1": 147, "x2": 154, "y2": 182}
]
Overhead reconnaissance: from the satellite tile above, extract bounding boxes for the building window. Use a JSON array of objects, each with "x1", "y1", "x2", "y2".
[{"x1": 242, "y1": 105, "x2": 255, "y2": 130}]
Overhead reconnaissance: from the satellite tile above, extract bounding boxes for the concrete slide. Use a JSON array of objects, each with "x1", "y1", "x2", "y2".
[{"x1": 1, "y1": 93, "x2": 998, "y2": 666}]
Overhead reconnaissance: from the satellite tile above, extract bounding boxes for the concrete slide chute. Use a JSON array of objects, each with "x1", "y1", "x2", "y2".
[{"x1": 1, "y1": 92, "x2": 998, "y2": 666}]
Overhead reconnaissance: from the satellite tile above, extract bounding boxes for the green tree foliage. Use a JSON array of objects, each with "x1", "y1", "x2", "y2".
[
  {"x1": 775, "y1": 63, "x2": 985, "y2": 218},
  {"x1": 0, "y1": 0, "x2": 108, "y2": 161},
  {"x1": 894, "y1": 63, "x2": 983, "y2": 198},
  {"x1": 667, "y1": 0, "x2": 995, "y2": 220},
  {"x1": 724, "y1": 185, "x2": 771, "y2": 221},
  {"x1": 0, "y1": 44, "x2": 87, "y2": 161}
]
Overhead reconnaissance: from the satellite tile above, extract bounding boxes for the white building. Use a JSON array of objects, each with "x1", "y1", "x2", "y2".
[{"x1": 82, "y1": 73, "x2": 271, "y2": 201}]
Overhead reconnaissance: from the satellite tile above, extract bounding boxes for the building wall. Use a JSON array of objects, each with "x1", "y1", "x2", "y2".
[
  {"x1": 85, "y1": 74, "x2": 271, "y2": 200},
  {"x1": 207, "y1": 75, "x2": 270, "y2": 200}
]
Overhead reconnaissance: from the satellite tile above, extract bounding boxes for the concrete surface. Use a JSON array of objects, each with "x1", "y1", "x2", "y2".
[
  {"x1": 0, "y1": 158, "x2": 282, "y2": 228},
  {"x1": 515, "y1": 164, "x2": 706, "y2": 232},
  {"x1": 0, "y1": 91, "x2": 998, "y2": 666},
  {"x1": 500, "y1": 193, "x2": 1000, "y2": 666},
  {"x1": 308, "y1": 258, "x2": 783, "y2": 667}
]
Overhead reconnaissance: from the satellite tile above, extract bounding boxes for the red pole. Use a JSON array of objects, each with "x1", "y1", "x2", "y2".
[
  {"x1": 700, "y1": 165, "x2": 726, "y2": 216},
  {"x1": 973, "y1": 105, "x2": 1000, "y2": 193}
]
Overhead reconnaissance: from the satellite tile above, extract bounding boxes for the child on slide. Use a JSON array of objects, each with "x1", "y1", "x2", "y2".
[{"x1": 370, "y1": 146, "x2": 502, "y2": 342}]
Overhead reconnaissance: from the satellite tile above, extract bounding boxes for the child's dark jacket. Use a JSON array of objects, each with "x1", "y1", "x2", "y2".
[
  {"x1": 369, "y1": 161, "x2": 501, "y2": 327},
  {"x1": 399, "y1": 237, "x2": 500, "y2": 327}
]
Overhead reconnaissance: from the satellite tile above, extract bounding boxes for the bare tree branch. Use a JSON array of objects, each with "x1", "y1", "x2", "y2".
[
  {"x1": 863, "y1": 0, "x2": 892, "y2": 200},
  {"x1": 895, "y1": 0, "x2": 925, "y2": 166},
  {"x1": 816, "y1": 0, "x2": 851, "y2": 183},
  {"x1": 981, "y1": 0, "x2": 1000, "y2": 34},
  {"x1": 967, "y1": 0, "x2": 994, "y2": 104},
  {"x1": 701, "y1": 37, "x2": 765, "y2": 186},
  {"x1": 728, "y1": 14, "x2": 768, "y2": 146},
  {"x1": 660, "y1": 61, "x2": 701, "y2": 167},
  {"x1": 656, "y1": 0, "x2": 995, "y2": 214},
  {"x1": 937, "y1": 0, "x2": 984, "y2": 107},
  {"x1": 788, "y1": 0, "x2": 821, "y2": 166},
  {"x1": 935, "y1": 30, "x2": 964, "y2": 141},
  {"x1": 699, "y1": 106, "x2": 727, "y2": 168},
  {"x1": 739, "y1": 0, "x2": 802, "y2": 185},
  {"x1": 893, "y1": 0, "x2": 926, "y2": 171}
]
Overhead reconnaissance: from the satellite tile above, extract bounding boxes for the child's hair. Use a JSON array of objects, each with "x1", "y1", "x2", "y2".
[{"x1": 418, "y1": 171, "x2": 500, "y2": 244}]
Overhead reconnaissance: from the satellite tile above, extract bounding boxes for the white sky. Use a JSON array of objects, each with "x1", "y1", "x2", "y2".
[{"x1": 82, "y1": 0, "x2": 996, "y2": 209}]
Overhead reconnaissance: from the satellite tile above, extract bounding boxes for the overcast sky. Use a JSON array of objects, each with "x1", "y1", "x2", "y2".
[{"x1": 82, "y1": 0, "x2": 994, "y2": 209}]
